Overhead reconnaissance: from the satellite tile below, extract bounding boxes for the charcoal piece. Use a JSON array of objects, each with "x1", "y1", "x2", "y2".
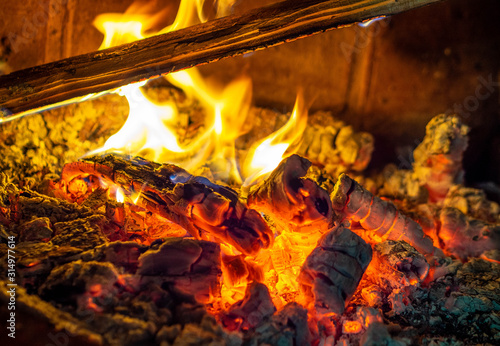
[
  {"x1": 58, "y1": 154, "x2": 272, "y2": 255},
  {"x1": 0, "y1": 280, "x2": 102, "y2": 345},
  {"x1": 89, "y1": 313, "x2": 156, "y2": 345},
  {"x1": 359, "y1": 322, "x2": 399, "y2": 346},
  {"x1": 82, "y1": 187, "x2": 109, "y2": 210},
  {"x1": 52, "y1": 216, "x2": 108, "y2": 251},
  {"x1": 39, "y1": 260, "x2": 119, "y2": 306},
  {"x1": 77, "y1": 241, "x2": 148, "y2": 273},
  {"x1": 222, "y1": 282, "x2": 276, "y2": 331},
  {"x1": 16, "y1": 188, "x2": 96, "y2": 224},
  {"x1": 222, "y1": 254, "x2": 263, "y2": 287},
  {"x1": 138, "y1": 238, "x2": 221, "y2": 303},
  {"x1": 438, "y1": 207, "x2": 500, "y2": 260},
  {"x1": 368, "y1": 240, "x2": 430, "y2": 289},
  {"x1": 413, "y1": 114, "x2": 469, "y2": 202},
  {"x1": 331, "y1": 173, "x2": 435, "y2": 255},
  {"x1": 0, "y1": 242, "x2": 83, "y2": 291},
  {"x1": 156, "y1": 324, "x2": 182, "y2": 344},
  {"x1": 253, "y1": 302, "x2": 310, "y2": 346},
  {"x1": 171, "y1": 315, "x2": 242, "y2": 346},
  {"x1": 18, "y1": 217, "x2": 53, "y2": 242},
  {"x1": 444, "y1": 185, "x2": 500, "y2": 223},
  {"x1": 247, "y1": 154, "x2": 333, "y2": 233},
  {"x1": 298, "y1": 226, "x2": 372, "y2": 315}
]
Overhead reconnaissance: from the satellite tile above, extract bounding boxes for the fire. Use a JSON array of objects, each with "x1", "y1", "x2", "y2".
[
  {"x1": 90, "y1": 0, "x2": 258, "y2": 183},
  {"x1": 85, "y1": 0, "x2": 314, "y2": 319},
  {"x1": 243, "y1": 93, "x2": 308, "y2": 186}
]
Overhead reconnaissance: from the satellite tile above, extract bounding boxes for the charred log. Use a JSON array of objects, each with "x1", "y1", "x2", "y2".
[
  {"x1": 331, "y1": 173, "x2": 435, "y2": 255},
  {"x1": 0, "y1": 0, "x2": 444, "y2": 116},
  {"x1": 298, "y1": 225, "x2": 372, "y2": 315},
  {"x1": 57, "y1": 154, "x2": 273, "y2": 256}
]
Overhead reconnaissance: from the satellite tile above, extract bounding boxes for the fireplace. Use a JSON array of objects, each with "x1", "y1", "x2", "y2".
[{"x1": 1, "y1": 0, "x2": 499, "y2": 345}]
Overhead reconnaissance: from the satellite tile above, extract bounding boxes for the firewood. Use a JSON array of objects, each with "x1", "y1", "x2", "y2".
[
  {"x1": 331, "y1": 173, "x2": 435, "y2": 255},
  {"x1": 247, "y1": 154, "x2": 333, "y2": 234},
  {"x1": 298, "y1": 225, "x2": 372, "y2": 315},
  {"x1": 57, "y1": 154, "x2": 273, "y2": 256},
  {"x1": 0, "y1": 0, "x2": 445, "y2": 116}
]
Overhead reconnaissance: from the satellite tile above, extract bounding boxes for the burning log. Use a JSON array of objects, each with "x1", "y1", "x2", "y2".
[
  {"x1": 331, "y1": 173, "x2": 435, "y2": 254},
  {"x1": 298, "y1": 225, "x2": 372, "y2": 315},
  {"x1": 57, "y1": 154, "x2": 273, "y2": 256},
  {"x1": 247, "y1": 154, "x2": 333, "y2": 233},
  {"x1": 0, "y1": 0, "x2": 445, "y2": 117}
]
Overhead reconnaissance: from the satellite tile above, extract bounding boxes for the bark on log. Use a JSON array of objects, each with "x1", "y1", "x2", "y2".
[
  {"x1": 0, "y1": 0, "x2": 444, "y2": 117},
  {"x1": 57, "y1": 154, "x2": 273, "y2": 256}
]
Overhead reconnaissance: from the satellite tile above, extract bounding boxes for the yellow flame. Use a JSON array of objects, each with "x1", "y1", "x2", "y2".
[
  {"x1": 116, "y1": 188, "x2": 125, "y2": 203},
  {"x1": 91, "y1": 0, "x2": 252, "y2": 183},
  {"x1": 243, "y1": 93, "x2": 308, "y2": 186}
]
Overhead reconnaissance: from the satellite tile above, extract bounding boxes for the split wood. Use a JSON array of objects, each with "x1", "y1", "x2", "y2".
[{"x1": 0, "y1": 0, "x2": 444, "y2": 117}]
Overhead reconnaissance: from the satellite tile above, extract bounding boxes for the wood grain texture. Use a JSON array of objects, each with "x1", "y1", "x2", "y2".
[{"x1": 0, "y1": 0, "x2": 444, "y2": 115}]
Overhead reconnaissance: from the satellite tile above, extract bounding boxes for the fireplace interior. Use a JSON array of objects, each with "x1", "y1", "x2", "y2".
[{"x1": 0, "y1": 0, "x2": 499, "y2": 345}]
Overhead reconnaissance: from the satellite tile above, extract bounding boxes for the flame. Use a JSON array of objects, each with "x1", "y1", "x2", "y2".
[
  {"x1": 91, "y1": 0, "x2": 252, "y2": 183},
  {"x1": 243, "y1": 93, "x2": 308, "y2": 186},
  {"x1": 115, "y1": 188, "x2": 125, "y2": 203}
]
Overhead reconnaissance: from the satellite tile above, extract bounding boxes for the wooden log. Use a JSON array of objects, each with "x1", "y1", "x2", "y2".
[
  {"x1": 0, "y1": 0, "x2": 444, "y2": 117},
  {"x1": 57, "y1": 154, "x2": 273, "y2": 256}
]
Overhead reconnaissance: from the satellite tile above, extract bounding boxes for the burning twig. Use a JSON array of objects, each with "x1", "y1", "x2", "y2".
[
  {"x1": 298, "y1": 225, "x2": 372, "y2": 315},
  {"x1": 57, "y1": 154, "x2": 273, "y2": 256},
  {"x1": 331, "y1": 173, "x2": 435, "y2": 255}
]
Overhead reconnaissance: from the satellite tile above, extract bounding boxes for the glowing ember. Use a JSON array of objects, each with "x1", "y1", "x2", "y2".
[{"x1": 343, "y1": 320, "x2": 363, "y2": 334}]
